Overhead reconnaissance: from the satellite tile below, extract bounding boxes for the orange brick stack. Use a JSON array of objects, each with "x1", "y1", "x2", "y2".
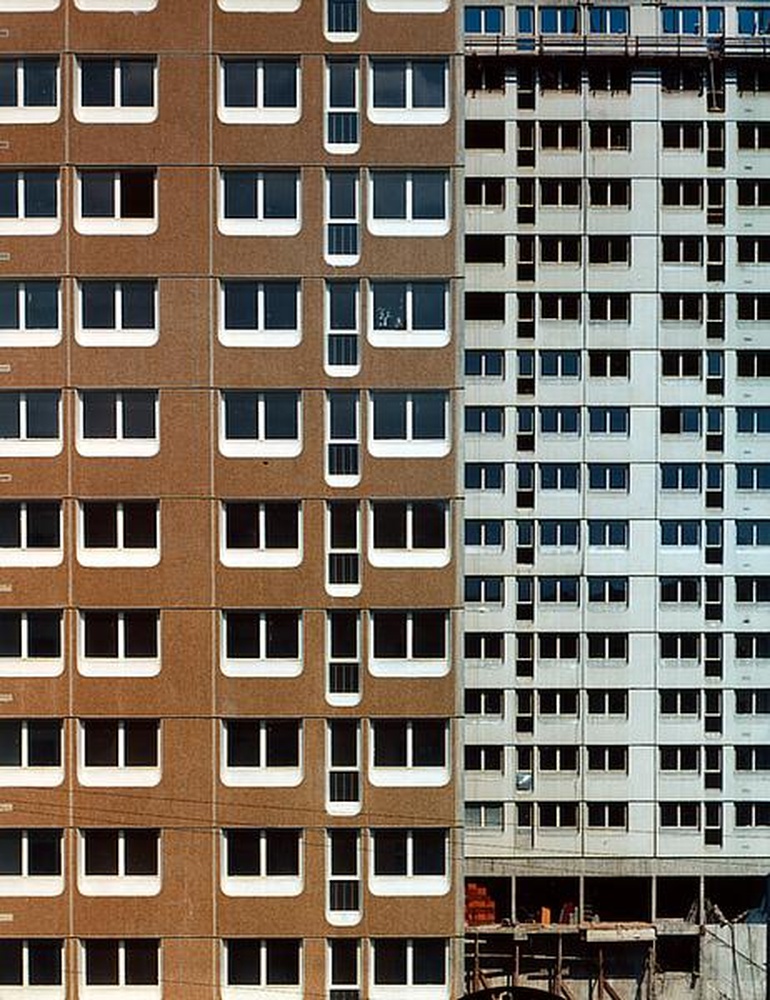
[{"x1": 465, "y1": 882, "x2": 497, "y2": 926}]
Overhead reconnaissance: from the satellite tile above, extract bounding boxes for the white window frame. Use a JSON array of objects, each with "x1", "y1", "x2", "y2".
[
  {"x1": 0, "y1": 611, "x2": 62, "y2": 678},
  {"x1": 218, "y1": 391, "x2": 302, "y2": 459},
  {"x1": 217, "y1": 169, "x2": 301, "y2": 237},
  {"x1": 77, "y1": 829, "x2": 161, "y2": 897},
  {"x1": 77, "y1": 720, "x2": 161, "y2": 789},
  {"x1": 0, "y1": 828, "x2": 63, "y2": 897},
  {"x1": 0, "y1": 391, "x2": 61, "y2": 457},
  {"x1": 220, "y1": 719, "x2": 303, "y2": 789},
  {"x1": 369, "y1": 610, "x2": 449, "y2": 678},
  {"x1": 76, "y1": 280, "x2": 158, "y2": 347},
  {"x1": 368, "y1": 280, "x2": 449, "y2": 348},
  {"x1": 369, "y1": 938, "x2": 448, "y2": 1000},
  {"x1": 0, "y1": 280, "x2": 60, "y2": 347},
  {"x1": 218, "y1": 0, "x2": 301, "y2": 10},
  {"x1": 0, "y1": 939, "x2": 64, "y2": 996},
  {"x1": 367, "y1": 170, "x2": 450, "y2": 237},
  {"x1": 76, "y1": 390, "x2": 159, "y2": 458},
  {"x1": 367, "y1": 391, "x2": 449, "y2": 458},
  {"x1": 367, "y1": 0, "x2": 449, "y2": 10},
  {"x1": 75, "y1": 169, "x2": 158, "y2": 236},
  {"x1": 218, "y1": 279, "x2": 301, "y2": 348},
  {"x1": 368, "y1": 828, "x2": 449, "y2": 897},
  {"x1": 368, "y1": 500, "x2": 450, "y2": 569},
  {"x1": 465, "y1": 801, "x2": 504, "y2": 830},
  {"x1": 79, "y1": 939, "x2": 161, "y2": 999},
  {"x1": 0, "y1": 719, "x2": 64, "y2": 787},
  {"x1": 367, "y1": 58, "x2": 449, "y2": 125},
  {"x1": 368, "y1": 719, "x2": 450, "y2": 788},
  {"x1": 0, "y1": 170, "x2": 59, "y2": 235},
  {"x1": 74, "y1": 58, "x2": 157, "y2": 124},
  {"x1": 0, "y1": 502, "x2": 62, "y2": 567},
  {"x1": 220, "y1": 610, "x2": 302, "y2": 679},
  {"x1": 217, "y1": 57, "x2": 300, "y2": 125},
  {"x1": 77, "y1": 501, "x2": 160, "y2": 568},
  {"x1": 221, "y1": 939, "x2": 302, "y2": 999},
  {"x1": 220, "y1": 828, "x2": 303, "y2": 897},
  {"x1": 77, "y1": 611, "x2": 160, "y2": 678},
  {"x1": 219, "y1": 501, "x2": 303, "y2": 569},
  {"x1": 0, "y1": 58, "x2": 59, "y2": 124}
]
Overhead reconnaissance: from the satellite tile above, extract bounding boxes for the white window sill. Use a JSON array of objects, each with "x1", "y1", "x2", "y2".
[
  {"x1": 217, "y1": 107, "x2": 301, "y2": 126},
  {"x1": 0, "y1": 658, "x2": 63, "y2": 678},
  {"x1": 79, "y1": 988, "x2": 161, "y2": 1000},
  {"x1": 78, "y1": 766, "x2": 161, "y2": 787},
  {"x1": 0, "y1": 875, "x2": 63, "y2": 896},
  {"x1": 220, "y1": 548, "x2": 303, "y2": 569},
  {"x1": 325, "y1": 906, "x2": 361, "y2": 927},
  {"x1": 73, "y1": 107, "x2": 157, "y2": 125},
  {"x1": 218, "y1": 438, "x2": 302, "y2": 459},
  {"x1": 367, "y1": 0, "x2": 449, "y2": 8},
  {"x1": 369, "y1": 657, "x2": 449, "y2": 679},
  {"x1": 218, "y1": 330, "x2": 301, "y2": 349},
  {"x1": 76, "y1": 548, "x2": 160, "y2": 568},
  {"x1": 220, "y1": 765, "x2": 303, "y2": 788},
  {"x1": 217, "y1": 217, "x2": 301, "y2": 237},
  {"x1": 77, "y1": 658, "x2": 160, "y2": 678},
  {"x1": 220, "y1": 657, "x2": 302, "y2": 679},
  {"x1": 367, "y1": 219, "x2": 450, "y2": 238},
  {"x1": 370, "y1": 987, "x2": 448, "y2": 1000},
  {"x1": 221, "y1": 874, "x2": 302, "y2": 897},
  {"x1": 0, "y1": 548, "x2": 63, "y2": 567},
  {"x1": 77, "y1": 874, "x2": 161, "y2": 897},
  {"x1": 368, "y1": 874, "x2": 449, "y2": 897},
  {"x1": 367, "y1": 440, "x2": 450, "y2": 459},
  {"x1": 76, "y1": 439, "x2": 160, "y2": 458},
  {"x1": 75, "y1": 330, "x2": 159, "y2": 348},
  {"x1": 368, "y1": 548, "x2": 450, "y2": 569},
  {"x1": 0, "y1": 331, "x2": 61, "y2": 347},
  {"x1": 0, "y1": 219, "x2": 60, "y2": 236},
  {"x1": 369, "y1": 766, "x2": 450, "y2": 788},
  {"x1": 221, "y1": 988, "x2": 302, "y2": 1000},
  {"x1": 368, "y1": 329, "x2": 450, "y2": 349},
  {"x1": 0, "y1": 989, "x2": 64, "y2": 1000},
  {"x1": 218, "y1": 0, "x2": 301, "y2": 8},
  {"x1": 74, "y1": 218, "x2": 158, "y2": 236},
  {"x1": 0, "y1": 108, "x2": 59, "y2": 124},
  {"x1": 0, "y1": 765, "x2": 64, "y2": 787},
  {"x1": 75, "y1": 0, "x2": 157, "y2": 8},
  {"x1": 0, "y1": 440, "x2": 62, "y2": 457},
  {"x1": 368, "y1": 108, "x2": 450, "y2": 126}
]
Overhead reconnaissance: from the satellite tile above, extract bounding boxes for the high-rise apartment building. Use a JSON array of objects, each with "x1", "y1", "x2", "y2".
[
  {"x1": 0, "y1": 1, "x2": 462, "y2": 997},
  {"x1": 463, "y1": 1, "x2": 769, "y2": 994}
]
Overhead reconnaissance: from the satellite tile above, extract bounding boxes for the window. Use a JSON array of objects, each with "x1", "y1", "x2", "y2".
[
  {"x1": 223, "y1": 939, "x2": 301, "y2": 990},
  {"x1": 662, "y1": 237, "x2": 703, "y2": 265},
  {"x1": 539, "y1": 6, "x2": 578, "y2": 33},
  {"x1": 370, "y1": 719, "x2": 448, "y2": 786},
  {"x1": 369, "y1": 391, "x2": 448, "y2": 457},
  {"x1": 369, "y1": 59, "x2": 448, "y2": 124},
  {"x1": 738, "y1": 7, "x2": 770, "y2": 35},
  {"x1": 735, "y1": 803, "x2": 770, "y2": 827},
  {"x1": 737, "y1": 521, "x2": 770, "y2": 546},
  {"x1": 737, "y1": 352, "x2": 770, "y2": 378},
  {"x1": 370, "y1": 610, "x2": 448, "y2": 677},
  {"x1": 738, "y1": 237, "x2": 770, "y2": 265},
  {"x1": 587, "y1": 634, "x2": 628, "y2": 660},
  {"x1": 539, "y1": 293, "x2": 580, "y2": 320},
  {"x1": 540, "y1": 463, "x2": 580, "y2": 491},
  {"x1": 539, "y1": 633, "x2": 579, "y2": 660},
  {"x1": 219, "y1": 58, "x2": 299, "y2": 123},
  {"x1": 77, "y1": 280, "x2": 156, "y2": 346},
  {"x1": 371, "y1": 938, "x2": 446, "y2": 990},
  {"x1": 465, "y1": 350, "x2": 504, "y2": 378},
  {"x1": 587, "y1": 690, "x2": 628, "y2": 716},
  {"x1": 589, "y1": 179, "x2": 631, "y2": 207},
  {"x1": 79, "y1": 829, "x2": 159, "y2": 896},
  {"x1": 465, "y1": 406, "x2": 504, "y2": 435},
  {"x1": 662, "y1": 65, "x2": 703, "y2": 93},
  {"x1": 588, "y1": 521, "x2": 628, "y2": 547},
  {"x1": 464, "y1": 632, "x2": 503, "y2": 660},
  {"x1": 738, "y1": 179, "x2": 770, "y2": 207},
  {"x1": 588, "y1": 407, "x2": 629, "y2": 435},
  {"x1": 220, "y1": 501, "x2": 301, "y2": 568},
  {"x1": 587, "y1": 746, "x2": 627, "y2": 771},
  {"x1": 465, "y1": 176, "x2": 505, "y2": 207},
  {"x1": 662, "y1": 122, "x2": 702, "y2": 150},
  {"x1": 218, "y1": 170, "x2": 300, "y2": 235},
  {"x1": 661, "y1": 294, "x2": 703, "y2": 322},
  {"x1": 660, "y1": 577, "x2": 700, "y2": 604},
  {"x1": 588, "y1": 65, "x2": 631, "y2": 92},
  {"x1": 540, "y1": 236, "x2": 580, "y2": 264},
  {"x1": 588, "y1": 236, "x2": 630, "y2": 265},
  {"x1": 368, "y1": 170, "x2": 449, "y2": 235},
  {"x1": 0, "y1": 280, "x2": 59, "y2": 345},
  {"x1": 0, "y1": 170, "x2": 58, "y2": 235},
  {"x1": 588, "y1": 294, "x2": 630, "y2": 321},
  {"x1": 661, "y1": 351, "x2": 701, "y2": 377},
  {"x1": 218, "y1": 279, "x2": 301, "y2": 348},
  {"x1": 465, "y1": 745, "x2": 503, "y2": 772},
  {"x1": 539, "y1": 179, "x2": 580, "y2": 208},
  {"x1": 221, "y1": 828, "x2": 301, "y2": 896},
  {"x1": 539, "y1": 577, "x2": 579, "y2": 605},
  {"x1": 76, "y1": 169, "x2": 156, "y2": 235},
  {"x1": 660, "y1": 407, "x2": 701, "y2": 434},
  {"x1": 539, "y1": 64, "x2": 580, "y2": 93},
  {"x1": 0, "y1": 720, "x2": 62, "y2": 785},
  {"x1": 661, "y1": 520, "x2": 701, "y2": 546},
  {"x1": 538, "y1": 802, "x2": 578, "y2": 828},
  {"x1": 539, "y1": 746, "x2": 578, "y2": 772},
  {"x1": 737, "y1": 464, "x2": 770, "y2": 490},
  {"x1": 736, "y1": 578, "x2": 770, "y2": 603},
  {"x1": 0, "y1": 612, "x2": 61, "y2": 677},
  {"x1": 465, "y1": 802, "x2": 503, "y2": 829},
  {"x1": 0, "y1": 502, "x2": 60, "y2": 566},
  {"x1": 77, "y1": 390, "x2": 157, "y2": 457},
  {"x1": 221, "y1": 719, "x2": 302, "y2": 787},
  {"x1": 736, "y1": 747, "x2": 770, "y2": 771},
  {"x1": 589, "y1": 121, "x2": 630, "y2": 150},
  {"x1": 586, "y1": 803, "x2": 627, "y2": 828},
  {"x1": 222, "y1": 611, "x2": 301, "y2": 678},
  {"x1": 540, "y1": 407, "x2": 580, "y2": 434},
  {"x1": 660, "y1": 803, "x2": 700, "y2": 828},
  {"x1": 465, "y1": 576, "x2": 503, "y2": 604},
  {"x1": 539, "y1": 690, "x2": 579, "y2": 715},
  {"x1": 0, "y1": 58, "x2": 57, "y2": 123},
  {"x1": 465, "y1": 5, "x2": 503, "y2": 32},
  {"x1": 662, "y1": 179, "x2": 703, "y2": 208},
  {"x1": 738, "y1": 294, "x2": 770, "y2": 321},
  {"x1": 370, "y1": 829, "x2": 448, "y2": 894},
  {"x1": 660, "y1": 746, "x2": 699, "y2": 770},
  {"x1": 369, "y1": 501, "x2": 448, "y2": 567},
  {"x1": 78, "y1": 611, "x2": 159, "y2": 677},
  {"x1": 737, "y1": 408, "x2": 770, "y2": 434},
  {"x1": 736, "y1": 633, "x2": 770, "y2": 659},
  {"x1": 0, "y1": 391, "x2": 60, "y2": 456},
  {"x1": 661, "y1": 464, "x2": 701, "y2": 491},
  {"x1": 465, "y1": 689, "x2": 503, "y2": 717},
  {"x1": 587, "y1": 577, "x2": 628, "y2": 605},
  {"x1": 0, "y1": 829, "x2": 61, "y2": 892},
  {"x1": 660, "y1": 633, "x2": 700, "y2": 660},
  {"x1": 659, "y1": 690, "x2": 699, "y2": 715},
  {"x1": 76, "y1": 58, "x2": 156, "y2": 123},
  {"x1": 82, "y1": 940, "x2": 159, "y2": 988},
  {"x1": 589, "y1": 6, "x2": 628, "y2": 33},
  {"x1": 588, "y1": 464, "x2": 629, "y2": 491},
  {"x1": 219, "y1": 391, "x2": 301, "y2": 458},
  {"x1": 0, "y1": 940, "x2": 62, "y2": 987},
  {"x1": 369, "y1": 281, "x2": 448, "y2": 346},
  {"x1": 539, "y1": 520, "x2": 579, "y2": 548},
  {"x1": 78, "y1": 502, "x2": 158, "y2": 568},
  {"x1": 78, "y1": 719, "x2": 160, "y2": 787}
]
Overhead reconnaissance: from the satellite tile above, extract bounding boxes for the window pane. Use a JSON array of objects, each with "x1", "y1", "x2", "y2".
[
  {"x1": 26, "y1": 502, "x2": 59, "y2": 547},
  {"x1": 374, "y1": 613, "x2": 407, "y2": 658},
  {"x1": 0, "y1": 506, "x2": 20, "y2": 548},
  {"x1": 0, "y1": 173, "x2": 17, "y2": 218},
  {"x1": 413, "y1": 720, "x2": 446, "y2": 765},
  {"x1": 27, "y1": 830, "x2": 60, "y2": 875},
  {"x1": 81, "y1": 173, "x2": 114, "y2": 217},
  {"x1": 86, "y1": 941, "x2": 118, "y2": 985},
  {"x1": 84, "y1": 613, "x2": 118, "y2": 657},
  {"x1": 120, "y1": 171, "x2": 154, "y2": 219},
  {"x1": 0, "y1": 720, "x2": 21, "y2": 765},
  {"x1": 0, "y1": 831, "x2": 20, "y2": 874},
  {"x1": 27, "y1": 392, "x2": 58, "y2": 438},
  {"x1": 85, "y1": 830, "x2": 117, "y2": 874},
  {"x1": 0, "y1": 283, "x2": 18, "y2": 329},
  {"x1": 83, "y1": 503, "x2": 117, "y2": 547},
  {"x1": 0, "y1": 394, "x2": 18, "y2": 437},
  {"x1": 373, "y1": 393, "x2": 405, "y2": 438},
  {"x1": 412, "y1": 172, "x2": 445, "y2": 219},
  {"x1": 224, "y1": 282, "x2": 257, "y2": 329},
  {"x1": 82, "y1": 283, "x2": 115, "y2": 329},
  {"x1": 83, "y1": 392, "x2": 116, "y2": 437},
  {"x1": 26, "y1": 612, "x2": 60, "y2": 658},
  {"x1": 263, "y1": 172, "x2": 297, "y2": 219},
  {"x1": 412, "y1": 502, "x2": 445, "y2": 548},
  {"x1": 264, "y1": 283, "x2": 297, "y2": 329},
  {"x1": 28, "y1": 941, "x2": 60, "y2": 986},
  {"x1": 24, "y1": 172, "x2": 56, "y2": 218},
  {"x1": 122, "y1": 392, "x2": 156, "y2": 438},
  {"x1": 24, "y1": 61, "x2": 56, "y2": 107},
  {"x1": 227, "y1": 830, "x2": 260, "y2": 875},
  {"x1": 122, "y1": 282, "x2": 155, "y2": 328},
  {"x1": 264, "y1": 392, "x2": 297, "y2": 439},
  {"x1": 0, "y1": 64, "x2": 17, "y2": 107},
  {"x1": 373, "y1": 283, "x2": 406, "y2": 330},
  {"x1": 226, "y1": 504, "x2": 259, "y2": 549},
  {"x1": 227, "y1": 722, "x2": 259, "y2": 767},
  {"x1": 28, "y1": 721, "x2": 60, "y2": 766},
  {"x1": 373, "y1": 62, "x2": 405, "y2": 107},
  {"x1": 264, "y1": 61, "x2": 296, "y2": 108},
  {"x1": 124, "y1": 612, "x2": 158, "y2": 658},
  {"x1": 227, "y1": 940, "x2": 259, "y2": 985},
  {"x1": 84, "y1": 722, "x2": 118, "y2": 766},
  {"x1": 224, "y1": 62, "x2": 256, "y2": 107},
  {"x1": 121, "y1": 60, "x2": 154, "y2": 107},
  {"x1": 123, "y1": 503, "x2": 157, "y2": 548},
  {"x1": 125, "y1": 941, "x2": 157, "y2": 985},
  {"x1": 374, "y1": 940, "x2": 407, "y2": 985},
  {"x1": 82, "y1": 60, "x2": 114, "y2": 106},
  {"x1": 225, "y1": 172, "x2": 257, "y2": 218},
  {"x1": 265, "y1": 830, "x2": 298, "y2": 875},
  {"x1": 413, "y1": 283, "x2": 445, "y2": 329},
  {"x1": 373, "y1": 173, "x2": 406, "y2": 219},
  {"x1": 413, "y1": 392, "x2": 445, "y2": 439},
  {"x1": 413, "y1": 61, "x2": 445, "y2": 108},
  {"x1": 227, "y1": 613, "x2": 260, "y2": 658},
  {"x1": 266, "y1": 612, "x2": 299, "y2": 658},
  {"x1": 374, "y1": 830, "x2": 406, "y2": 874},
  {"x1": 374, "y1": 504, "x2": 406, "y2": 548},
  {"x1": 124, "y1": 721, "x2": 157, "y2": 766},
  {"x1": 0, "y1": 941, "x2": 22, "y2": 985},
  {"x1": 265, "y1": 720, "x2": 299, "y2": 766},
  {"x1": 414, "y1": 939, "x2": 446, "y2": 984},
  {"x1": 225, "y1": 393, "x2": 257, "y2": 439},
  {"x1": 264, "y1": 503, "x2": 298, "y2": 547}
]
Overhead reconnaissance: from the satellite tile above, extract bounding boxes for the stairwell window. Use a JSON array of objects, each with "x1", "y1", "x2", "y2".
[
  {"x1": 219, "y1": 58, "x2": 300, "y2": 124},
  {"x1": 0, "y1": 58, "x2": 58, "y2": 123},
  {"x1": 219, "y1": 170, "x2": 300, "y2": 236}
]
